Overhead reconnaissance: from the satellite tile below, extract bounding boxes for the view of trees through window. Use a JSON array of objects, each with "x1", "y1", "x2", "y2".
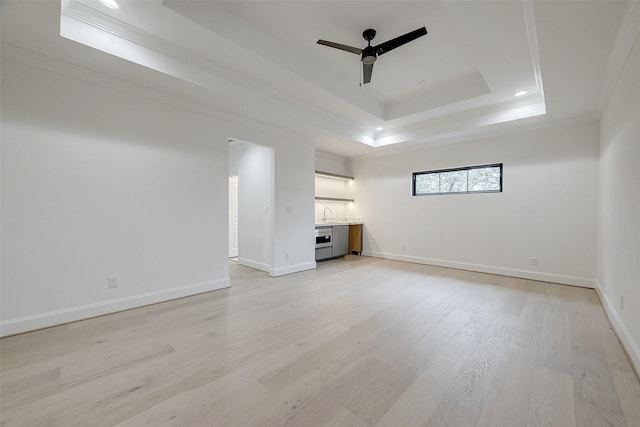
[{"x1": 413, "y1": 164, "x2": 502, "y2": 196}]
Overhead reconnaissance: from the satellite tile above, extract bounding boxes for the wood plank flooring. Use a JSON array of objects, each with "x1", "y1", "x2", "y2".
[{"x1": 1, "y1": 256, "x2": 639, "y2": 426}]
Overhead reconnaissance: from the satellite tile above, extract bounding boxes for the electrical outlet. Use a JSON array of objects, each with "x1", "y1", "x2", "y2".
[
  {"x1": 401, "y1": 245, "x2": 406, "y2": 252},
  {"x1": 108, "y1": 276, "x2": 119, "y2": 288},
  {"x1": 285, "y1": 252, "x2": 290, "y2": 260},
  {"x1": 531, "y1": 257, "x2": 538, "y2": 266},
  {"x1": 620, "y1": 295, "x2": 624, "y2": 310}
]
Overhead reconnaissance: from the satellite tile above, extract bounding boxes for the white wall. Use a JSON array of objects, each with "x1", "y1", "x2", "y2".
[
  {"x1": 229, "y1": 140, "x2": 274, "y2": 272},
  {"x1": 1, "y1": 53, "x2": 316, "y2": 336},
  {"x1": 598, "y1": 31, "x2": 640, "y2": 370},
  {"x1": 352, "y1": 121, "x2": 600, "y2": 287},
  {"x1": 0, "y1": 59, "x2": 230, "y2": 335},
  {"x1": 315, "y1": 150, "x2": 352, "y2": 176},
  {"x1": 272, "y1": 143, "x2": 316, "y2": 276}
]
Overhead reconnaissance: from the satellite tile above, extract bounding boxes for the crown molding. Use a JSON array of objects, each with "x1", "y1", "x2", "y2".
[
  {"x1": 522, "y1": 0, "x2": 545, "y2": 97},
  {"x1": 61, "y1": 1, "x2": 376, "y2": 145},
  {"x1": 374, "y1": 92, "x2": 545, "y2": 147},
  {"x1": 352, "y1": 114, "x2": 596, "y2": 160},
  {"x1": 594, "y1": 1, "x2": 640, "y2": 118}
]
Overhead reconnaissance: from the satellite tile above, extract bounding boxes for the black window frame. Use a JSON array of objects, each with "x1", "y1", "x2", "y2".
[{"x1": 412, "y1": 163, "x2": 503, "y2": 196}]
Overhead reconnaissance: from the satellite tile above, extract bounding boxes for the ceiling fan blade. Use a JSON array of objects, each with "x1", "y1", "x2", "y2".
[
  {"x1": 317, "y1": 40, "x2": 363, "y2": 55},
  {"x1": 363, "y1": 62, "x2": 374, "y2": 84},
  {"x1": 374, "y1": 27, "x2": 428, "y2": 56}
]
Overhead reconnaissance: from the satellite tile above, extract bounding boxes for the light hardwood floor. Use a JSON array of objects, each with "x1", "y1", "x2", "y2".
[{"x1": 1, "y1": 256, "x2": 639, "y2": 426}]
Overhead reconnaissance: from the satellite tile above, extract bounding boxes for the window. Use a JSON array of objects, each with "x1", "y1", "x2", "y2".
[{"x1": 413, "y1": 163, "x2": 502, "y2": 196}]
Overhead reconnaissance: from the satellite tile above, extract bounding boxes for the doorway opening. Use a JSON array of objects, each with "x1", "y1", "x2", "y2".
[{"x1": 228, "y1": 139, "x2": 274, "y2": 273}]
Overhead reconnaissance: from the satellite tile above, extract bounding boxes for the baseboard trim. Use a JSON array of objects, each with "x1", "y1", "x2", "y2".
[
  {"x1": 238, "y1": 258, "x2": 271, "y2": 273},
  {"x1": 0, "y1": 278, "x2": 230, "y2": 337},
  {"x1": 270, "y1": 261, "x2": 316, "y2": 277},
  {"x1": 362, "y1": 251, "x2": 596, "y2": 288},
  {"x1": 595, "y1": 281, "x2": 640, "y2": 376}
]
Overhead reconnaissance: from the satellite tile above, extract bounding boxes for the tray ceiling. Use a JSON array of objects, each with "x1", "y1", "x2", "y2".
[{"x1": 1, "y1": 0, "x2": 629, "y2": 157}]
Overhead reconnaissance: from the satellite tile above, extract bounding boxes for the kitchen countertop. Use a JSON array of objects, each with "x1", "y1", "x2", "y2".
[{"x1": 315, "y1": 219, "x2": 364, "y2": 226}]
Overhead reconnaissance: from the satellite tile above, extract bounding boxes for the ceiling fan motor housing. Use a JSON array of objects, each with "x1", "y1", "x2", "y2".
[{"x1": 362, "y1": 46, "x2": 377, "y2": 64}]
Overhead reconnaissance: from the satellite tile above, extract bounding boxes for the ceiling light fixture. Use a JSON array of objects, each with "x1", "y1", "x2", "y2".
[
  {"x1": 514, "y1": 90, "x2": 528, "y2": 97},
  {"x1": 100, "y1": 0, "x2": 120, "y2": 9},
  {"x1": 376, "y1": 127, "x2": 384, "y2": 131}
]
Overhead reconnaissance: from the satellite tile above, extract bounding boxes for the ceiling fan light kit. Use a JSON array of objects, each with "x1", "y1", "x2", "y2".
[{"x1": 317, "y1": 26, "x2": 428, "y2": 84}]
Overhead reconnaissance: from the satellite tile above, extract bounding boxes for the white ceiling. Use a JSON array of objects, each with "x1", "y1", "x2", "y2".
[{"x1": 0, "y1": 0, "x2": 632, "y2": 157}]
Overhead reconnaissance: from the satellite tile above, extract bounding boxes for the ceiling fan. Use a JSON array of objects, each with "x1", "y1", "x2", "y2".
[{"x1": 317, "y1": 27, "x2": 428, "y2": 85}]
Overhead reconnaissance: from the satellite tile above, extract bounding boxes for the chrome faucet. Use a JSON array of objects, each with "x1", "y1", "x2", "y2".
[{"x1": 322, "y1": 207, "x2": 332, "y2": 221}]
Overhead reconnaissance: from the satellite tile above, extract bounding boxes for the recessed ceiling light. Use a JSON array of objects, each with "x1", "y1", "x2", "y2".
[
  {"x1": 376, "y1": 127, "x2": 384, "y2": 131},
  {"x1": 100, "y1": 0, "x2": 120, "y2": 9},
  {"x1": 514, "y1": 90, "x2": 528, "y2": 97}
]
